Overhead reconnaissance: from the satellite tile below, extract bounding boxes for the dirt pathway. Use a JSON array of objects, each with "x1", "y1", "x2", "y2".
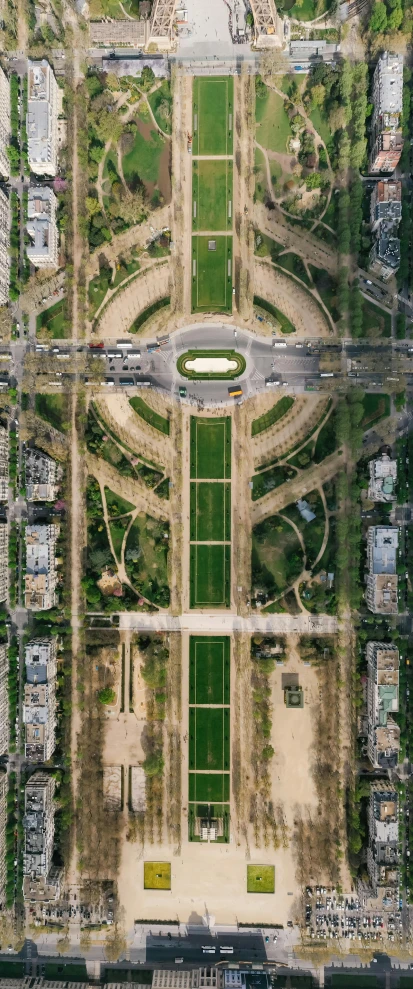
[
  {"x1": 87, "y1": 452, "x2": 170, "y2": 523},
  {"x1": 313, "y1": 484, "x2": 330, "y2": 568},
  {"x1": 254, "y1": 201, "x2": 338, "y2": 276},
  {"x1": 254, "y1": 260, "x2": 332, "y2": 337},
  {"x1": 17, "y1": 0, "x2": 28, "y2": 52},
  {"x1": 170, "y1": 72, "x2": 192, "y2": 315},
  {"x1": 67, "y1": 390, "x2": 83, "y2": 892},
  {"x1": 233, "y1": 68, "x2": 255, "y2": 321}
]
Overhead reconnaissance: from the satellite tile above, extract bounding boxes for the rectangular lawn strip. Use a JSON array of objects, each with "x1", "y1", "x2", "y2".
[
  {"x1": 190, "y1": 543, "x2": 230, "y2": 608},
  {"x1": 192, "y1": 235, "x2": 233, "y2": 313},
  {"x1": 188, "y1": 772, "x2": 229, "y2": 803},
  {"x1": 361, "y1": 393, "x2": 390, "y2": 428},
  {"x1": 247, "y1": 864, "x2": 275, "y2": 894},
  {"x1": 251, "y1": 396, "x2": 294, "y2": 436},
  {"x1": 362, "y1": 298, "x2": 391, "y2": 338},
  {"x1": 190, "y1": 416, "x2": 231, "y2": 480},
  {"x1": 190, "y1": 481, "x2": 230, "y2": 541},
  {"x1": 189, "y1": 635, "x2": 230, "y2": 705},
  {"x1": 129, "y1": 396, "x2": 170, "y2": 435},
  {"x1": 34, "y1": 394, "x2": 69, "y2": 433},
  {"x1": 192, "y1": 76, "x2": 233, "y2": 156},
  {"x1": 36, "y1": 298, "x2": 67, "y2": 338},
  {"x1": 143, "y1": 861, "x2": 171, "y2": 890},
  {"x1": 189, "y1": 707, "x2": 230, "y2": 771},
  {"x1": 255, "y1": 86, "x2": 292, "y2": 154},
  {"x1": 192, "y1": 159, "x2": 233, "y2": 233}
]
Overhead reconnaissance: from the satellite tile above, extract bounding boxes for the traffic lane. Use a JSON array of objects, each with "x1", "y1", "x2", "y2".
[{"x1": 145, "y1": 931, "x2": 268, "y2": 963}]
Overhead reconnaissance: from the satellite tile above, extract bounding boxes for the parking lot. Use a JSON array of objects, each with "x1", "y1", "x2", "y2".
[{"x1": 305, "y1": 887, "x2": 404, "y2": 945}]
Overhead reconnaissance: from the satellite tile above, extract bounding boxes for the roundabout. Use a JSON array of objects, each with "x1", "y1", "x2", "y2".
[{"x1": 176, "y1": 349, "x2": 246, "y2": 380}]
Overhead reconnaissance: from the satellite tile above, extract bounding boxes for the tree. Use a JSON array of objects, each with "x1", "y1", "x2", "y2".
[
  {"x1": 98, "y1": 687, "x2": 116, "y2": 704},
  {"x1": 259, "y1": 49, "x2": 290, "y2": 82},
  {"x1": 143, "y1": 752, "x2": 164, "y2": 776},
  {"x1": 108, "y1": 187, "x2": 146, "y2": 225},
  {"x1": 310, "y1": 83, "x2": 326, "y2": 107},
  {"x1": 159, "y1": 97, "x2": 171, "y2": 121},
  {"x1": 141, "y1": 66, "x2": 155, "y2": 90},
  {"x1": 328, "y1": 104, "x2": 347, "y2": 133},
  {"x1": 86, "y1": 196, "x2": 101, "y2": 217},
  {"x1": 369, "y1": 1, "x2": 387, "y2": 31}
]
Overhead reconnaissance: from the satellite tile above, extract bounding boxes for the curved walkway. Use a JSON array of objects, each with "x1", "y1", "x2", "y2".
[
  {"x1": 94, "y1": 259, "x2": 171, "y2": 338},
  {"x1": 87, "y1": 452, "x2": 170, "y2": 523},
  {"x1": 254, "y1": 259, "x2": 332, "y2": 337}
]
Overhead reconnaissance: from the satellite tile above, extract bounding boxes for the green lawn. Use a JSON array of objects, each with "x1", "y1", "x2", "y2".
[
  {"x1": 189, "y1": 706, "x2": 230, "y2": 770},
  {"x1": 252, "y1": 516, "x2": 304, "y2": 597},
  {"x1": 129, "y1": 397, "x2": 170, "y2": 435},
  {"x1": 362, "y1": 299, "x2": 392, "y2": 338},
  {"x1": 122, "y1": 123, "x2": 166, "y2": 188},
  {"x1": 109, "y1": 516, "x2": 130, "y2": 560},
  {"x1": 253, "y1": 295, "x2": 296, "y2": 333},
  {"x1": 282, "y1": 492, "x2": 326, "y2": 570},
  {"x1": 190, "y1": 544, "x2": 231, "y2": 607},
  {"x1": 252, "y1": 464, "x2": 296, "y2": 501},
  {"x1": 104, "y1": 487, "x2": 135, "y2": 517},
  {"x1": 36, "y1": 299, "x2": 67, "y2": 338},
  {"x1": 309, "y1": 266, "x2": 340, "y2": 323},
  {"x1": 148, "y1": 80, "x2": 172, "y2": 135},
  {"x1": 190, "y1": 416, "x2": 231, "y2": 480},
  {"x1": 129, "y1": 297, "x2": 171, "y2": 334},
  {"x1": 189, "y1": 635, "x2": 230, "y2": 705},
  {"x1": 313, "y1": 414, "x2": 337, "y2": 463},
  {"x1": 252, "y1": 396, "x2": 294, "y2": 436},
  {"x1": 277, "y1": 252, "x2": 312, "y2": 287},
  {"x1": 192, "y1": 234, "x2": 233, "y2": 313},
  {"x1": 192, "y1": 159, "x2": 233, "y2": 232},
  {"x1": 284, "y1": 0, "x2": 328, "y2": 19},
  {"x1": 189, "y1": 772, "x2": 229, "y2": 803},
  {"x1": 256, "y1": 87, "x2": 292, "y2": 154},
  {"x1": 35, "y1": 394, "x2": 69, "y2": 432},
  {"x1": 190, "y1": 482, "x2": 231, "y2": 541},
  {"x1": 255, "y1": 146, "x2": 267, "y2": 204},
  {"x1": 124, "y1": 514, "x2": 169, "y2": 608},
  {"x1": 192, "y1": 76, "x2": 233, "y2": 155},
  {"x1": 361, "y1": 393, "x2": 391, "y2": 428},
  {"x1": 247, "y1": 864, "x2": 275, "y2": 893},
  {"x1": 144, "y1": 861, "x2": 171, "y2": 890},
  {"x1": 309, "y1": 106, "x2": 332, "y2": 148}
]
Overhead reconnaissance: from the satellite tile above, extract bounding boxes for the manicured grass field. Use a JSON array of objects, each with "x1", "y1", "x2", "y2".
[
  {"x1": 256, "y1": 87, "x2": 292, "y2": 154},
  {"x1": 122, "y1": 123, "x2": 165, "y2": 188},
  {"x1": 129, "y1": 397, "x2": 170, "y2": 435},
  {"x1": 190, "y1": 416, "x2": 231, "y2": 479},
  {"x1": 251, "y1": 396, "x2": 294, "y2": 436},
  {"x1": 247, "y1": 864, "x2": 275, "y2": 894},
  {"x1": 35, "y1": 393, "x2": 69, "y2": 433},
  {"x1": 189, "y1": 707, "x2": 230, "y2": 771},
  {"x1": 188, "y1": 772, "x2": 230, "y2": 803},
  {"x1": 361, "y1": 393, "x2": 391, "y2": 428},
  {"x1": 189, "y1": 635, "x2": 230, "y2": 705},
  {"x1": 192, "y1": 76, "x2": 233, "y2": 156},
  {"x1": 192, "y1": 160, "x2": 233, "y2": 232},
  {"x1": 192, "y1": 235, "x2": 233, "y2": 313},
  {"x1": 143, "y1": 861, "x2": 171, "y2": 890},
  {"x1": 190, "y1": 482, "x2": 231, "y2": 541},
  {"x1": 36, "y1": 299, "x2": 66, "y2": 338},
  {"x1": 190, "y1": 544, "x2": 231, "y2": 607}
]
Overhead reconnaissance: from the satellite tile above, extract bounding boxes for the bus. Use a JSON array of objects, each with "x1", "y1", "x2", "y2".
[
  {"x1": 228, "y1": 386, "x2": 242, "y2": 397},
  {"x1": 119, "y1": 377, "x2": 134, "y2": 386},
  {"x1": 265, "y1": 379, "x2": 280, "y2": 387},
  {"x1": 136, "y1": 380, "x2": 151, "y2": 387},
  {"x1": 320, "y1": 372, "x2": 334, "y2": 378},
  {"x1": 219, "y1": 946, "x2": 234, "y2": 954},
  {"x1": 117, "y1": 340, "x2": 133, "y2": 349},
  {"x1": 273, "y1": 341, "x2": 287, "y2": 348}
]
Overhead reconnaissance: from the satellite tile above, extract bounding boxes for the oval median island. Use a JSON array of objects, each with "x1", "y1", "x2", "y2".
[{"x1": 177, "y1": 349, "x2": 246, "y2": 380}]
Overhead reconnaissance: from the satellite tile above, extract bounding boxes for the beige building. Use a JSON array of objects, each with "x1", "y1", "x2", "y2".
[
  {"x1": 23, "y1": 639, "x2": 57, "y2": 762},
  {"x1": 367, "y1": 781, "x2": 399, "y2": 896},
  {"x1": 366, "y1": 642, "x2": 399, "y2": 769},
  {"x1": 26, "y1": 187, "x2": 59, "y2": 269},
  {"x1": 368, "y1": 454, "x2": 397, "y2": 503},
  {"x1": 153, "y1": 971, "x2": 224, "y2": 989},
  {"x1": 0, "y1": 188, "x2": 10, "y2": 306},
  {"x1": 365, "y1": 526, "x2": 398, "y2": 614},
  {"x1": 23, "y1": 772, "x2": 60, "y2": 901},
  {"x1": 90, "y1": 19, "x2": 147, "y2": 46},
  {"x1": 24, "y1": 524, "x2": 60, "y2": 611},
  {"x1": 27, "y1": 60, "x2": 60, "y2": 176},
  {"x1": 0, "y1": 523, "x2": 8, "y2": 603},
  {"x1": 0, "y1": 425, "x2": 8, "y2": 500},
  {"x1": 0, "y1": 66, "x2": 10, "y2": 179},
  {"x1": 0, "y1": 644, "x2": 9, "y2": 757},
  {"x1": 369, "y1": 52, "x2": 404, "y2": 174}
]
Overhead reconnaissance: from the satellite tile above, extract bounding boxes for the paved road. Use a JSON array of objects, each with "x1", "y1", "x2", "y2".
[{"x1": 115, "y1": 611, "x2": 339, "y2": 633}]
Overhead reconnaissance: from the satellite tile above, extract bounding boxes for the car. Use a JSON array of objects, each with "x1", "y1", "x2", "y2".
[{"x1": 265, "y1": 936, "x2": 269, "y2": 942}]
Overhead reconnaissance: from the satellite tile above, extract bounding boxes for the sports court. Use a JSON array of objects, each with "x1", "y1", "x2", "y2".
[
  {"x1": 190, "y1": 416, "x2": 232, "y2": 480},
  {"x1": 188, "y1": 772, "x2": 230, "y2": 803},
  {"x1": 189, "y1": 544, "x2": 231, "y2": 608},
  {"x1": 191, "y1": 235, "x2": 233, "y2": 313},
  {"x1": 192, "y1": 76, "x2": 234, "y2": 156},
  {"x1": 192, "y1": 160, "x2": 233, "y2": 233},
  {"x1": 189, "y1": 635, "x2": 230, "y2": 705},
  {"x1": 190, "y1": 482, "x2": 231, "y2": 542},
  {"x1": 189, "y1": 706, "x2": 230, "y2": 771}
]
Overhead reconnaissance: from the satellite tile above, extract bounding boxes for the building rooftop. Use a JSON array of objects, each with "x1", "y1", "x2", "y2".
[
  {"x1": 375, "y1": 52, "x2": 403, "y2": 114},
  {"x1": 368, "y1": 455, "x2": 397, "y2": 502}
]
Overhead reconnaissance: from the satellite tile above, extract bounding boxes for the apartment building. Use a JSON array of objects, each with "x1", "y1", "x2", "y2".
[
  {"x1": 369, "y1": 235, "x2": 401, "y2": 281},
  {"x1": 368, "y1": 454, "x2": 397, "y2": 502},
  {"x1": 0, "y1": 645, "x2": 8, "y2": 757},
  {"x1": 0, "y1": 425, "x2": 8, "y2": 501},
  {"x1": 366, "y1": 526, "x2": 398, "y2": 615},
  {"x1": 0, "y1": 771, "x2": 7, "y2": 907},
  {"x1": 0, "y1": 188, "x2": 10, "y2": 306},
  {"x1": 370, "y1": 180, "x2": 402, "y2": 230},
  {"x1": 23, "y1": 639, "x2": 57, "y2": 762},
  {"x1": 367, "y1": 781, "x2": 399, "y2": 896},
  {"x1": 26, "y1": 187, "x2": 59, "y2": 269},
  {"x1": 0, "y1": 523, "x2": 7, "y2": 604},
  {"x1": 24, "y1": 524, "x2": 60, "y2": 611},
  {"x1": 27, "y1": 60, "x2": 60, "y2": 176},
  {"x1": 25, "y1": 448, "x2": 60, "y2": 501},
  {"x1": 370, "y1": 52, "x2": 404, "y2": 173},
  {"x1": 153, "y1": 971, "x2": 224, "y2": 989},
  {"x1": 0, "y1": 66, "x2": 10, "y2": 179},
  {"x1": 23, "y1": 772, "x2": 60, "y2": 901},
  {"x1": 366, "y1": 642, "x2": 400, "y2": 769}
]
